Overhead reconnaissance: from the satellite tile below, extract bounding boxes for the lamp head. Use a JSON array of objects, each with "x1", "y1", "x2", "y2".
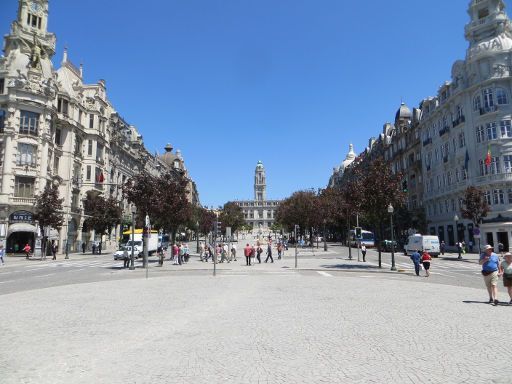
[{"x1": 387, "y1": 204, "x2": 394, "y2": 214}]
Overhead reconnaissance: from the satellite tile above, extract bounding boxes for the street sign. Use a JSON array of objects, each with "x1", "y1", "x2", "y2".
[{"x1": 473, "y1": 227, "x2": 481, "y2": 239}]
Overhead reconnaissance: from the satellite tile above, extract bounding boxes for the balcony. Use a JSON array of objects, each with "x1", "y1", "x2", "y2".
[
  {"x1": 422, "y1": 138, "x2": 432, "y2": 147},
  {"x1": 10, "y1": 196, "x2": 36, "y2": 205},
  {"x1": 439, "y1": 127, "x2": 450, "y2": 137},
  {"x1": 452, "y1": 115, "x2": 466, "y2": 128},
  {"x1": 480, "y1": 105, "x2": 499, "y2": 116}
]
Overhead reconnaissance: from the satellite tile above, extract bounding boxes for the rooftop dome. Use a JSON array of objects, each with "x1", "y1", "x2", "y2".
[
  {"x1": 395, "y1": 102, "x2": 412, "y2": 121},
  {"x1": 341, "y1": 144, "x2": 356, "y2": 170},
  {"x1": 256, "y1": 160, "x2": 264, "y2": 169}
]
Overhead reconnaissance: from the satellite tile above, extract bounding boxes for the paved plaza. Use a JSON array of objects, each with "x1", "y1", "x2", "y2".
[{"x1": 1, "y1": 250, "x2": 511, "y2": 384}]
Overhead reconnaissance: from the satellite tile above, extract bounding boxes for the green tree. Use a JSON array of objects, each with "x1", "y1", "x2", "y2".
[
  {"x1": 461, "y1": 186, "x2": 490, "y2": 227},
  {"x1": 33, "y1": 184, "x2": 64, "y2": 255},
  {"x1": 83, "y1": 193, "x2": 123, "y2": 238},
  {"x1": 153, "y1": 171, "x2": 193, "y2": 241},
  {"x1": 275, "y1": 191, "x2": 321, "y2": 245},
  {"x1": 219, "y1": 202, "x2": 245, "y2": 237}
]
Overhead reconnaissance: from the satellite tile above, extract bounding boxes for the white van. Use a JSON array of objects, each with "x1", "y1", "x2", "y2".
[{"x1": 404, "y1": 235, "x2": 440, "y2": 257}]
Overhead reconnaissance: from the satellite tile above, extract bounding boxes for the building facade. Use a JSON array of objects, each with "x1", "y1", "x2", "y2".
[
  {"x1": 0, "y1": 0, "x2": 198, "y2": 254},
  {"x1": 235, "y1": 161, "x2": 281, "y2": 230},
  {"x1": 333, "y1": 0, "x2": 512, "y2": 251}
]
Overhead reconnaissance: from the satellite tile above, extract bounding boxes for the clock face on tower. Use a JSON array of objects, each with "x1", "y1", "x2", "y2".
[{"x1": 31, "y1": 2, "x2": 40, "y2": 13}]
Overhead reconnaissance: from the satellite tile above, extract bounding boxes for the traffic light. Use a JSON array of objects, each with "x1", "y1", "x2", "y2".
[
  {"x1": 214, "y1": 221, "x2": 222, "y2": 234},
  {"x1": 402, "y1": 179, "x2": 408, "y2": 193},
  {"x1": 355, "y1": 227, "x2": 362, "y2": 240}
]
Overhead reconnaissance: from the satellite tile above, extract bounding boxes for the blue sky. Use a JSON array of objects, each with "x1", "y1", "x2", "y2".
[{"x1": 1, "y1": 0, "x2": 475, "y2": 207}]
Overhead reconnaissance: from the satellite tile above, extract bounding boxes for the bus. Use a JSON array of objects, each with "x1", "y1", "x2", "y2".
[{"x1": 349, "y1": 229, "x2": 375, "y2": 248}]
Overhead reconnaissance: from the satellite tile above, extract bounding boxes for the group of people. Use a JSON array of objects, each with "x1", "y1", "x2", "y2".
[
  {"x1": 408, "y1": 249, "x2": 433, "y2": 277},
  {"x1": 479, "y1": 244, "x2": 512, "y2": 306},
  {"x1": 198, "y1": 242, "x2": 237, "y2": 263},
  {"x1": 243, "y1": 241, "x2": 285, "y2": 266}
]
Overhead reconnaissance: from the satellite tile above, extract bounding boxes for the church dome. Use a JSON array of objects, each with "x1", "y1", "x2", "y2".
[
  {"x1": 341, "y1": 144, "x2": 356, "y2": 170},
  {"x1": 256, "y1": 160, "x2": 264, "y2": 170},
  {"x1": 395, "y1": 102, "x2": 412, "y2": 121}
]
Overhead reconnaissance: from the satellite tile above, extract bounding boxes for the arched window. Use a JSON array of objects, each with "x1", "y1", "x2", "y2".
[{"x1": 496, "y1": 87, "x2": 508, "y2": 105}]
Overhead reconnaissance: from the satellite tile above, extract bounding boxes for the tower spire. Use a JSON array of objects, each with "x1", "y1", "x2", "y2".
[{"x1": 254, "y1": 161, "x2": 267, "y2": 202}]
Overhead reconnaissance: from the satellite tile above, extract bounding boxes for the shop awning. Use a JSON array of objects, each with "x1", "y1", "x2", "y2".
[{"x1": 8, "y1": 223, "x2": 37, "y2": 235}]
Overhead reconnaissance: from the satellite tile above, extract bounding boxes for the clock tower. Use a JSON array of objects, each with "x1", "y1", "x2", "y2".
[
  {"x1": 3, "y1": 0, "x2": 56, "y2": 62},
  {"x1": 254, "y1": 161, "x2": 267, "y2": 202}
]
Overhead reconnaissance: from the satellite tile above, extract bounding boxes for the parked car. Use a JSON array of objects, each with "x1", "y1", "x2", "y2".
[{"x1": 381, "y1": 240, "x2": 398, "y2": 252}]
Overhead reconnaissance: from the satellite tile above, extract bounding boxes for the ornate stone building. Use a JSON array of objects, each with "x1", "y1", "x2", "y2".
[
  {"x1": 0, "y1": 0, "x2": 198, "y2": 253},
  {"x1": 334, "y1": 0, "x2": 512, "y2": 251},
  {"x1": 234, "y1": 161, "x2": 281, "y2": 230}
]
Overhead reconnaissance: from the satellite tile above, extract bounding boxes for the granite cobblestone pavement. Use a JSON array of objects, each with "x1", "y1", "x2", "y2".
[{"x1": 1, "y1": 271, "x2": 511, "y2": 384}]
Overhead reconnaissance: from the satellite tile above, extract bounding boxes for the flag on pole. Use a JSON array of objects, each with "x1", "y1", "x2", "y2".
[{"x1": 485, "y1": 144, "x2": 492, "y2": 166}]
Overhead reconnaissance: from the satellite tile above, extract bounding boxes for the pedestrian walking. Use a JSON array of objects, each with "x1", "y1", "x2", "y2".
[
  {"x1": 158, "y1": 246, "x2": 165, "y2": 266},
  {"x1": 171, "y1": 243, "x2": 179, "y2": 262},
  {"x1": 199, "y1": 241, "x2": 205, "y2": 262},
  {"x1": 51, "y1": 240, "x2": 57, "y2": 260},
  {"x1": 499, "y1": 252, "x2": 512, "y2": 305},
  {"x1": 221, "y1": 243, "x2": 229, "y2": 263},
  {"x1": 0, "y1": 244, "x2": 5, "y2": 265},
  {"x1": 361, "y1": 244, "x2": 367, "y2": 262},
  {"x1": 230, "y1": 243, "x2": 237, "y2": 262},
  {"x1": 98, "y1": 242, "x2": 102, "y2": 255},
  {"x1": 183, "y1": 243, "x2": 190, "y2": 263},
  {"x1": 480, "y1": 244, "x2": 500, "y2": 306},
  {"x1": 82, "y1": 242, "x2": 86, "y2": 254},
  {"x1": 179, "y1": 243, "x2": 185, "y2": 265},
  {"x1": 92, "y1": 242, "x2": 97, "y2": 255},
  {"x1": 23, "y1": 243, "x2": 31, "y2": 259},
  {"x1": 256, "y1": 245, "x2": 262, "y2": 264},
  {"x1": 410, "y1": 249, "x2": 421, "y2": 276},
  {"x1": 123, "y1": 248, "x2": 130, "y2": 268},
  {"x1": 421, "y1": 250, "x2": 432, "y2": 277},
  {"x1": 440, "y1": 241, "x2": 445, "y2": 256},
  {"x1": 244, "y1": 243, "x2": 252, "y2": 266},
  {"x1": 265, "y1": 243, "x2": 274, "y2": 263},
  {"x1": 468, "y1": 240, "x2": 474, "y2": 253},
  {"x1": 277, "y1": 243, "x2": 283, "y2": 260}
]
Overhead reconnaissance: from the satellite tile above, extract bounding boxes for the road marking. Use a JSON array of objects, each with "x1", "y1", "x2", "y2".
[
  {"x1": 35, "y1": 273, "x2": 55, "y2": 278},
  {"x1": 317, "y1": 271, "x2": 333, "y2": 277},
  {"x1": 0, "y1": 280, "x2": 16, "y2": 284}
]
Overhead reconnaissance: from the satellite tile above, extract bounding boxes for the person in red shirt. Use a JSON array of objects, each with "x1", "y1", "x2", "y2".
[
  {"x1": 421, "y1": 250, "x2": 432, "y2": 277},
  {"x1": 23, "y1": 243, "x2": 31, "y2": 259},
  {"x1": 244, "y1": 244, "x2": 252, "y2": 266}
]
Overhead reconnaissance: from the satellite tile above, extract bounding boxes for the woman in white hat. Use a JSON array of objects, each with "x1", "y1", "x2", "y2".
[
  {"x1": 479, "y1": 244, "x2": 500, "y2": 305},
  {"x1": 499, "y1": 252, "x2": 512, "y2": 305}
]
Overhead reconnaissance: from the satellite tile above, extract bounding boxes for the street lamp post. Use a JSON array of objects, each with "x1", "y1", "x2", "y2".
[
  {"x1": 65, "y1": 219, "x2": 70, "y2": 259},
  {"x1": 130, "y1": 205, "x2": 136, "y2": 270},
  {"x1": 388, "y1": 204, "x2": 396, "y2": 271},
  {"x1": 454, "y1": 214, "x2": 461, "y2": 259},
  {"x1": 323, "y1": 219, "x2": 327, "y2": 252},
  {"x1": 196, "y1": 220, "x2": 200, "y2": 256}
]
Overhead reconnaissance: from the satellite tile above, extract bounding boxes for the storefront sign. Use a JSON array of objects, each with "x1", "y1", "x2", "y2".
[{"x1": 10, "y1": 211, "x2": 33, "y2": 223}]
